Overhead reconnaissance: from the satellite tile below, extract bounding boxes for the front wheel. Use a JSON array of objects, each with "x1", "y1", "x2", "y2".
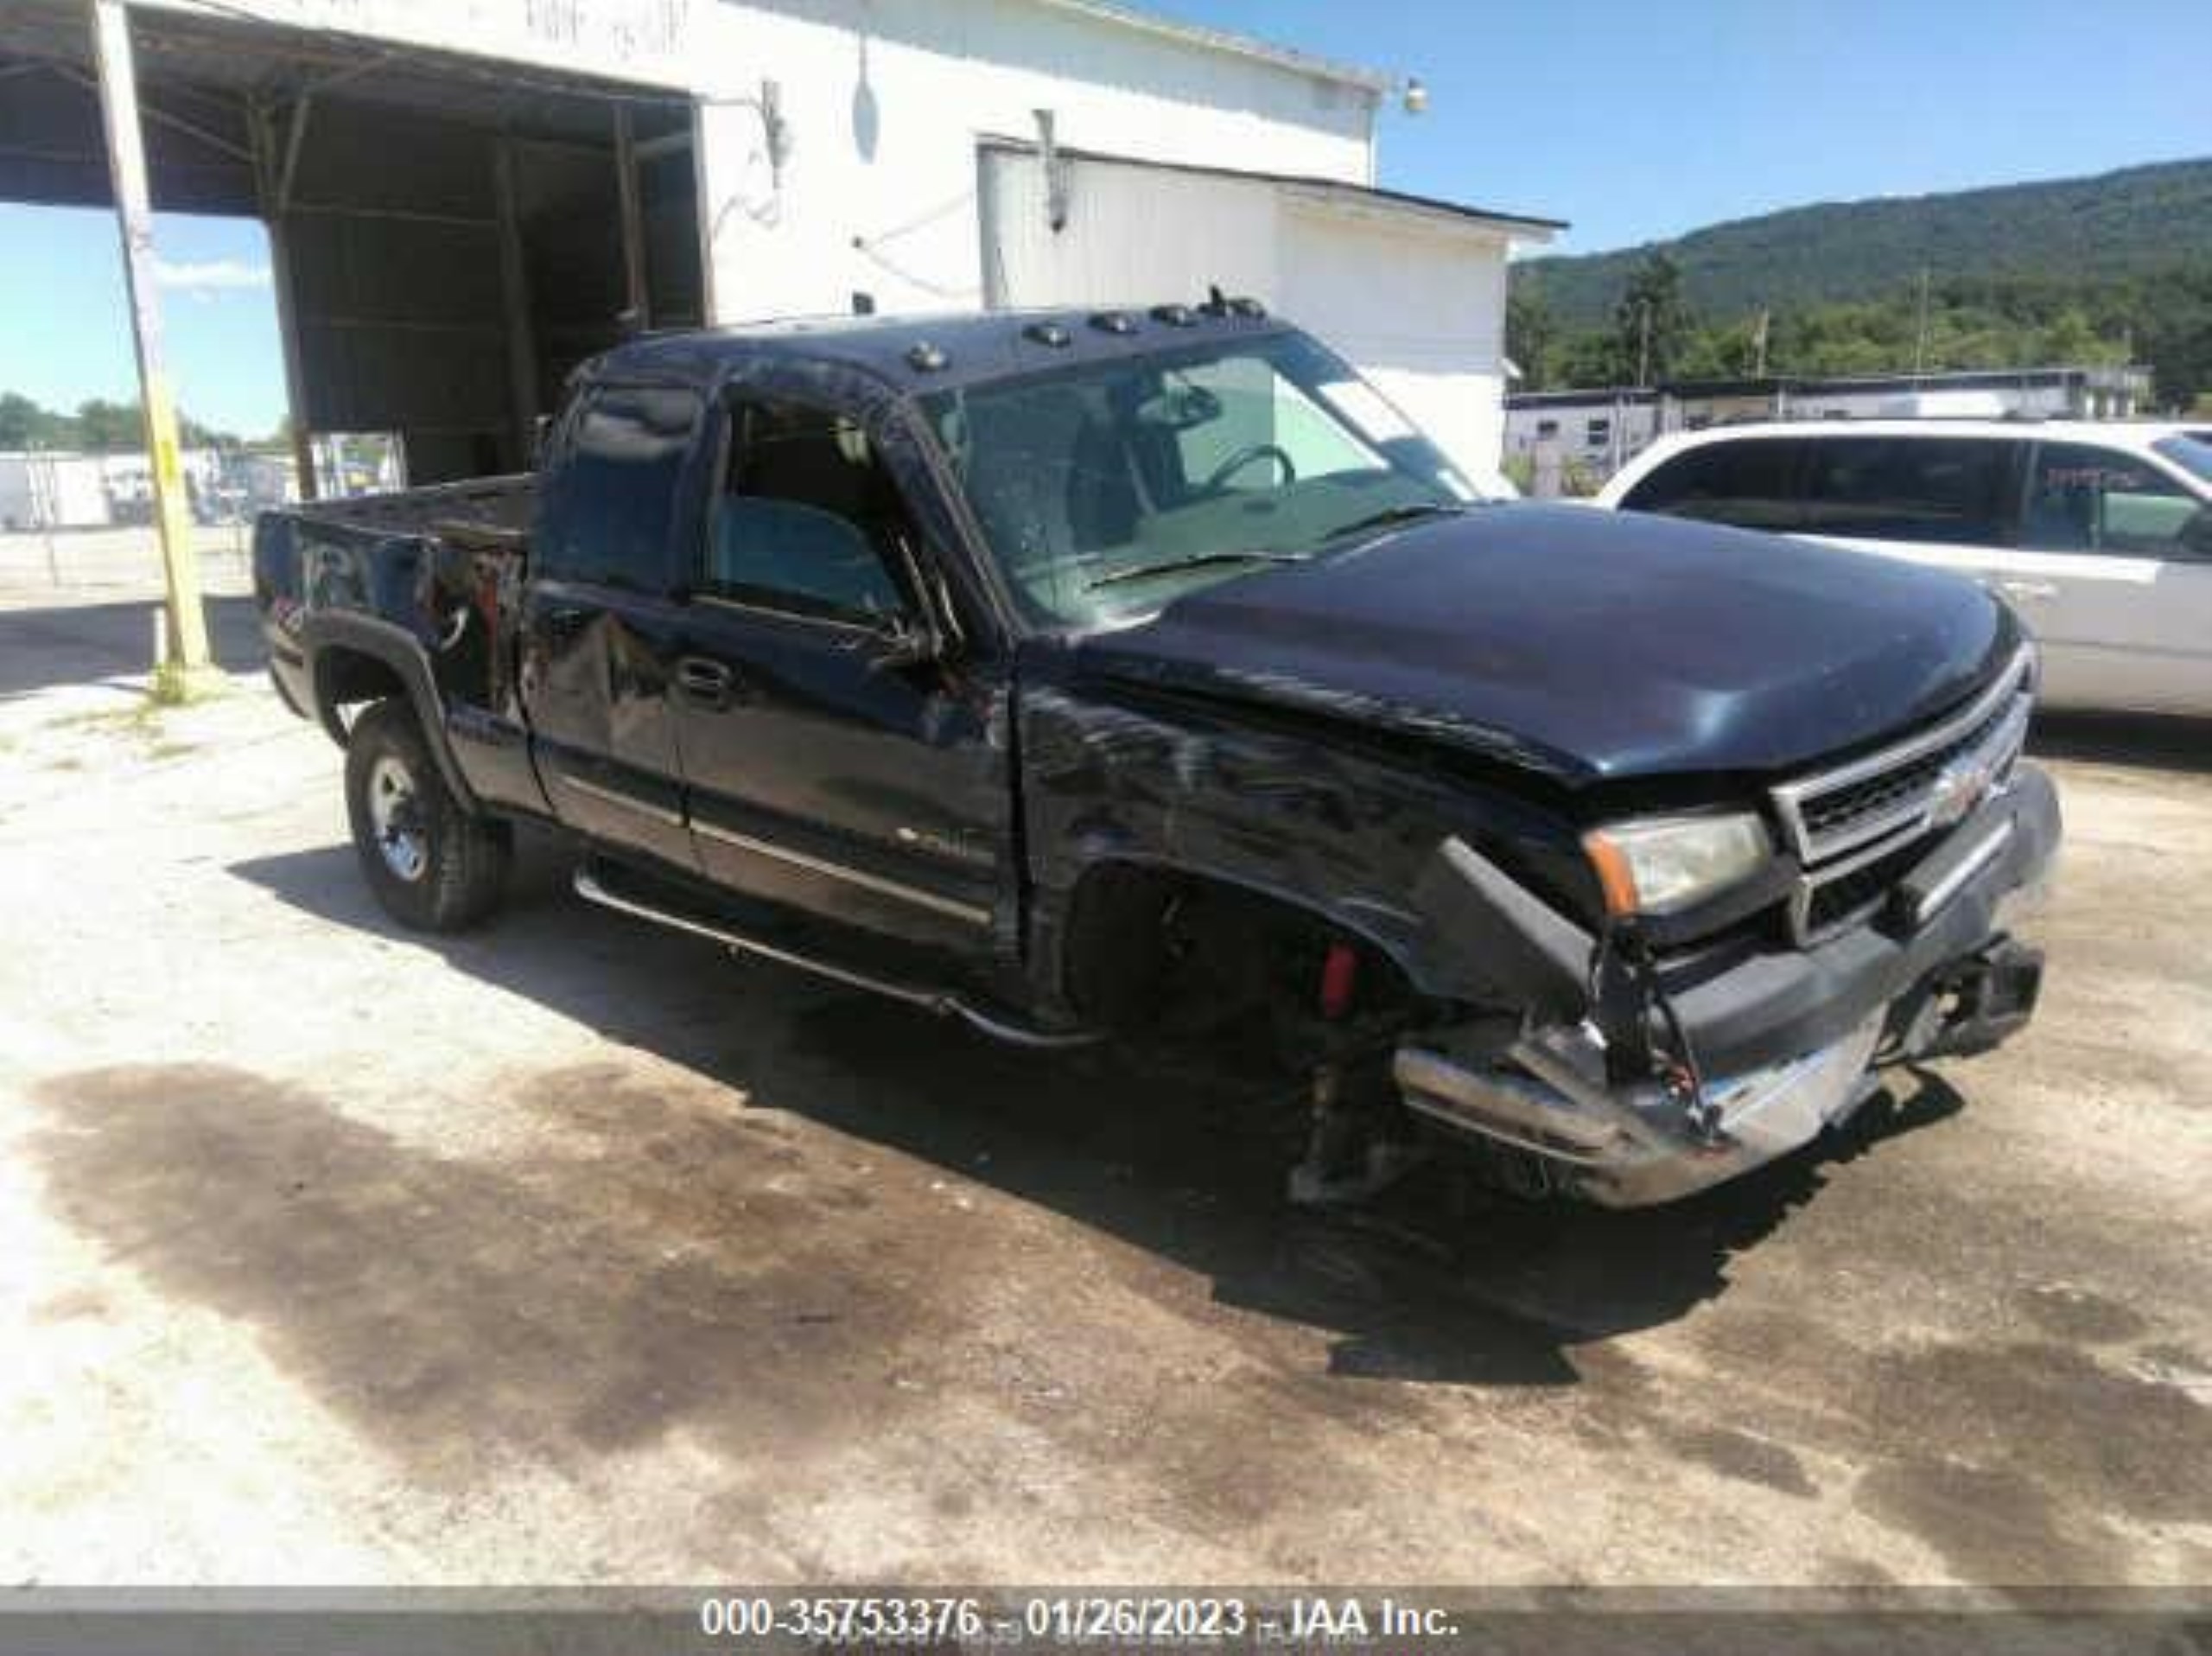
[{"x1": 343, "y1": 698, "x2": 510, "y2": 931}]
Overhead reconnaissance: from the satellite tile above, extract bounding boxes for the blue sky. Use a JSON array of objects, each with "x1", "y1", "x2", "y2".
[
  {"x1": 0, "y1": 206, "x2": 284, "y2": 437},
  {"x1": 4, "y1": 0, "x2": 2206, "y2": 436},
  {"x1": 1175, "y1": 0, "x2": 2210, "y2": 245}
]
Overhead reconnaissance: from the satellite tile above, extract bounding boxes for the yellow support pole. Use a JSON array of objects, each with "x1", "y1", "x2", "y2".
[{"x1": 89, "y1": 0, "x2": 220, "y2": 699}]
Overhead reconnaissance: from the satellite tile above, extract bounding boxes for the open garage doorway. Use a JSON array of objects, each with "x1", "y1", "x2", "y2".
[{"x1": 0, "y1": 0, "x2": 706, "y2": 487}]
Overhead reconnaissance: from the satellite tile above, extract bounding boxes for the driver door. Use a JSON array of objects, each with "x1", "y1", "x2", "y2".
[{"x1": 665, "y1": 392, "x2": 1008, "y2": 954}]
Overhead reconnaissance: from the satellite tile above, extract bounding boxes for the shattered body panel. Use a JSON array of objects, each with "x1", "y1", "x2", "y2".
[{"x1": 1012, "y1": 667, "x2": 1592, "y2": 1016}]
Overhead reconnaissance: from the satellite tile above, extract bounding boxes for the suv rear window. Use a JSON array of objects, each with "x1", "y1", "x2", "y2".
[
  {"x1": 1799, "y1": 436, "x2": 2014, "y2": 545},
  {"x1": 1619, "y1": 440, "x2": 1802, "y2": 529}
]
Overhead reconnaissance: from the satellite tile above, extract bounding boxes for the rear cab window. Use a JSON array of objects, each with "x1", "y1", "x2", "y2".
[{"x1": 537, "y1": 382, "x2": 705, "y2": 590}]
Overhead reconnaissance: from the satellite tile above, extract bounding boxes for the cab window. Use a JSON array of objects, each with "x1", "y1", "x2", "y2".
[
  {"x1": 538, "y1": 384, "x2": 702, "y2": 590},
  {"x1": 1618, "y1": 439, "x2": 1803, "y2": 529},
  {"x1": 2023, "y1": 443, "x2": 2205, "y2": 557},
  {"x1": 703, "y1": 399, "x2": 913, "y2": 625}
]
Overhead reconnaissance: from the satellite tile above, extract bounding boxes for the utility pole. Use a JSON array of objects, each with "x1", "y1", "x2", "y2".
[
  {"x1": 89, "y1": 0, "x2": 218, "y2": 698},
  {"x1": 1752, "y1": 308, "x2": 1770, "y2": 378},
  {"x1": 1637, "y1": 300, "x2": 1652, "y2": 389},
  {"x1": 1912, "y1": 265, "x2": 1932, "y2": 376},
  {"x1": 31, "y1": 441, "x2": 60, "y2": 586}
]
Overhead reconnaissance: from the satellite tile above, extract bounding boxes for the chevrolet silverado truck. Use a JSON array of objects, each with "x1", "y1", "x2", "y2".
[{"x1": 254, "y1": 301, "x2": 2057, "y2": 1207}]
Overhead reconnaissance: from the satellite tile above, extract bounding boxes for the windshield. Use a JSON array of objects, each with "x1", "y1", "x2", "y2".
[
  {"x1": 918, "y1": 331, "x2": 1477, "y2": 628},
  {"x1": 2152, "y1": 435, "x2": 2212, "y2": 487}
]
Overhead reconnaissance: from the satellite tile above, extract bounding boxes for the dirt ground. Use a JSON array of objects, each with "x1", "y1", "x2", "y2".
[{"x1": 2, "y1": 581, "x2": 2208, "y2": 1588}]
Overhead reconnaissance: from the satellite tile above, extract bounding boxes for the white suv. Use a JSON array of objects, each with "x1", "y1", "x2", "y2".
[{"x1": 1598, "y1": 420, "x2": 2212, "y2": 717}]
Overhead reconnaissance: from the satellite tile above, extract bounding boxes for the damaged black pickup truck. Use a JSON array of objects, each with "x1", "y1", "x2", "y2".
[{"x1": 255, "y1": 302, "x2": 2057, "y2": 1208}]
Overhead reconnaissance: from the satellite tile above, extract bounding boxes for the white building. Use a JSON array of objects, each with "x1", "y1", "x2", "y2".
[
  {"x1": 1504, "y1": 365, "x2": 2154, "y2": 493},
  {"x1": 0, "y1": 0, "x2": 1560, "y2": 494},
  {"x1": 0, "y1": 444, "x2": 333, "y2": 530},
  {"x1": 0, "y1": 452, "x2": 111, "y2": 530}
]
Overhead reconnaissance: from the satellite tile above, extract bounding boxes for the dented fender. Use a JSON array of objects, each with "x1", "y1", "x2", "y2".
[{"x1": 1012, "y1": 655, "x2": 1602, "y2": 1016}]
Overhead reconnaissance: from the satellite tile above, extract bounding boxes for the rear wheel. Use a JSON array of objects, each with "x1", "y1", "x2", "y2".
[{"x1": 343, "y1": 698, "x2": 510, "y2": 931}]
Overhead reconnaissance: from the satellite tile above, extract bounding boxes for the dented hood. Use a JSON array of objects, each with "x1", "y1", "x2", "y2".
[{"x1": 1068, "y1": 503, "x2": 2021, "y2": 787}]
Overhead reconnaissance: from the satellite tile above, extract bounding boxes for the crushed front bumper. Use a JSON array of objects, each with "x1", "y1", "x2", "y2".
[{"x1": 1396, "y1": 763, "x2": 2060, "y2": 1207}]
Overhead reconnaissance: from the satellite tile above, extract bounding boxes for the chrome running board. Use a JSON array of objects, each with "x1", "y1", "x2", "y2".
[{"x1": 573, "y1": 862, "x2": 1097, "y2": 1050}]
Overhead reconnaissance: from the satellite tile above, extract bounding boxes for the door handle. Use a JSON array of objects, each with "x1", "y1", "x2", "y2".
[
  {"x1": 676, "y1": 655, "x2": 738, "y2": 708},
  {"x1": 538, "y1": 603, "x2": 594, "y2": 642},
  {"x1": 1996, "y1": 579, "x2": 2059, "y2": 602}
]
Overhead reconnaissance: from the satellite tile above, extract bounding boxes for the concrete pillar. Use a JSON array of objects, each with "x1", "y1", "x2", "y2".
[
  {"x1": 493, "y1": 139, "x2": 540, "y2": 468},
  {"x1": 89, "y1": 0, "x2": 215, "y2": 690},
  {"x1": 614, "y1": 105, "x2": 648, "y2": 332},
  {"x1": 251, "y1": 96, "x2": 318, "y2": 501}
]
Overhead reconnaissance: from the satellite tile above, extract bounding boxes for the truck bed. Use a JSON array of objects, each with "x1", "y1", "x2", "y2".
[
  {"x1": 254, "y1": 475, "x2": 537, "y2": 765},
  {"x1": 274, "y1": 473, "x2": 535, "y2": 549}
]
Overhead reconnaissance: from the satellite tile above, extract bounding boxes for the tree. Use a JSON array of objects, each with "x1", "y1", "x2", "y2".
[
  {"x1": 179, "y1": 411, "x2": 242, "y2": 448},
  {"x1": 1553, "y1": 328, "x2": 1629, "y2": 389},
  {"x1": 1506, "y1": 282, "x2": 1556, "y2": 392},
  {"x1": 1612, "y1": 252, "x2": 1693, "y2": 385},
  {"x1": 73, "y1": 398, "x2": 143, "y2": 451},
  {"x1": 0, "y1": 392, "x2": 59, "y2": 448},
  {"x1": 1676, "y1": 313, "x2": 1765, "y2": 379}
]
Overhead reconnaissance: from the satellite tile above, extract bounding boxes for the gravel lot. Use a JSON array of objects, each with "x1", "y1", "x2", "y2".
[{"x1": 2, "y1": 580, "x2": 2208, "y2": 1587}]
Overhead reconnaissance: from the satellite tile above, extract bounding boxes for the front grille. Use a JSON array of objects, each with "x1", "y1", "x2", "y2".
[
  {"x1": 1798, "y1": 697, "x2": 2014, "y2": 850},
  {"x1": 1798, "y1": 835, "x2": 1932, "y2": 938},
  {"x1": 1773, "y1": 647, "x2": 2035, "y2": 945}
]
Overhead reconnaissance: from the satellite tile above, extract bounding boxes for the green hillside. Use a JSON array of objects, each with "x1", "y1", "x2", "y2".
[
  {"x1": 1507, "y1": 159, "x2": 2212, "y2": 405},
  {"x1": 1518, "y1": 158, "x2": 2212, "y2": 326}
]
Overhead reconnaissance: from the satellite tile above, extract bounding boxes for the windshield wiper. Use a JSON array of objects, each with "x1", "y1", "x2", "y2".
[
  {"x1": 1085, "y1": 549, "x2": 1306, "y2": 591},
  {"x1": 1326, "y1": 501, "x2": 1470, "y2": 541}
]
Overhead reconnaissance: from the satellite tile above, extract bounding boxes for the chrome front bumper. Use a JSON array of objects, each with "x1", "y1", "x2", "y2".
[
  {"x1": 1396, "y1": 767, "x2": 2058, "y2": 1208},
  {"x1": 1396, "y1": 1014, "x2": 1891, "y2": 1207}
]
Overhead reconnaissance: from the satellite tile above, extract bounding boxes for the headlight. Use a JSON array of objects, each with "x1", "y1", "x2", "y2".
[{"x1": 1583, "y1": 812, "x2": 1772, "y2": 918}]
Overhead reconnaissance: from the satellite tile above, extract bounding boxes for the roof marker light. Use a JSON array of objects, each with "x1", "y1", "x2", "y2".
[
  {"x1": 1149, "y1": 303, "x2": 1196, "y2": 328},
  {"x1": 1023, "y1": 321, "x2": 1072, "y2": 347},
  {"x1": 906, "y1": 341, "x2": 948, "y2": 372},
  {"x1": 1089, "y1": 310, "x2": 1137, "y2": 334}
]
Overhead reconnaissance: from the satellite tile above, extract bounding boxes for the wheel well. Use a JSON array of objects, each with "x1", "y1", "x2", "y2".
[
  {"x1": 312, "y1": 646, "x2": 410, "y2": 740},
  {"x1": 1059, "y1": 860, "x2": 1420, "y2": 1046}
]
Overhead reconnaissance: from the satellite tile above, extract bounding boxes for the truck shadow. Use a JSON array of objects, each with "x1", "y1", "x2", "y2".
[
  {"x1": 2030, "y1": 710, "x2": 2212, "y2": 775},
  {"x1": 215, "y1": 838, "x2": 1963, "y2": 1394}
]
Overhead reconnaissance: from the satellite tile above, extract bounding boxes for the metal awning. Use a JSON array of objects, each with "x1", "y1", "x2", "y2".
[{"x1": 976, "y1": 136, "x2": 1566, "y2": 243}]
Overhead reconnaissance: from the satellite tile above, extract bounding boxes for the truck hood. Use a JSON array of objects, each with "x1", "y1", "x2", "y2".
[{"x1": 1065, "y1": 503, "x2": 2020, "y2": 787}]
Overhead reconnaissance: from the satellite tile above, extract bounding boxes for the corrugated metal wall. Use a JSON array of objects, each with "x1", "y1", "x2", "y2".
[
  {"x1": 1276, "y1": 199, "x2": 1510, "y2": 486},
  {"x1": 976, "y1": 147, "x2": 1513, "y2": 485},
  {"x1": 275, "y1": 96, "x2": 700, "y2": 482},
  {"x1": 977, "y1": 145, "x2": 1278, "y2": 310}
]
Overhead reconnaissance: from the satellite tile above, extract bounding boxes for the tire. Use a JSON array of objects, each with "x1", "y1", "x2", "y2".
[{"x1": 344, "y1": 698, "x2": 511, "y2": 931}]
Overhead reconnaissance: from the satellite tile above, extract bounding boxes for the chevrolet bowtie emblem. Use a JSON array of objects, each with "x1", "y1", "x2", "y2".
[{"x1": 1928, "y1": 756, "x2": 1994, "y2": 829}]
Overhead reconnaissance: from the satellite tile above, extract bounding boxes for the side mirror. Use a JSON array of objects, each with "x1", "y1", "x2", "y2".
[
  {"x1": 868, "y1": 533, "x2": 948, "y2": 672},
  {"x1": 866, "y1": 610, "x2": 943, "y2": 673},
  {"x1": 1135, "y1": 384, "x2": 1224, "y2": 433}
]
